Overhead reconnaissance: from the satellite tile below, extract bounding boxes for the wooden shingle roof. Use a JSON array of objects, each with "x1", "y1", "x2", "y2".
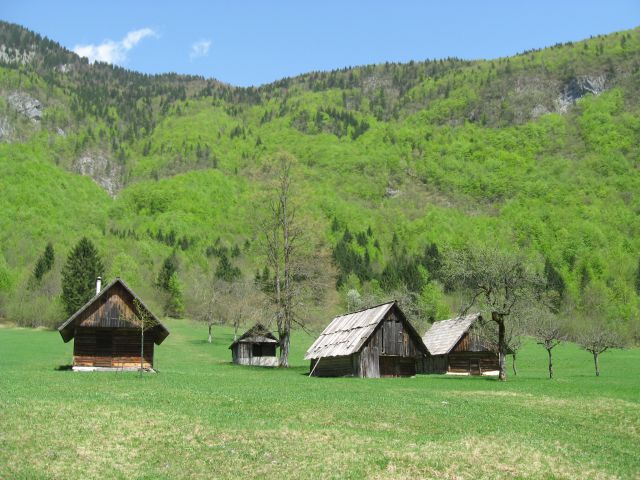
[
  {"x1": 305, "y1": 302, "x2": 408, "y2": 360},
  {"x1": 422, "y1": 313, "x2": 481, "y2": 355},
  {"x1": 229, "y1": 323, "x2": 278, "y2": 349}
]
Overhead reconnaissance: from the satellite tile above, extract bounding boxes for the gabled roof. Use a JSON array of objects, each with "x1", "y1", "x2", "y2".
[
  {"x1": 422, "y1": 313, "x2": 481, "y2": 355},
  {"x1": 304, "y1": 301, "x2": 427, "y2": 360},
  {"x1": 58, "y1": 278, "x2": 169, "y2": 345},
  {"x1": 304, "y1": 302, "x2": 395, "y2": 360},
  {"x1": 229, "y1": 323, "x2": 278, "y2": 349}
]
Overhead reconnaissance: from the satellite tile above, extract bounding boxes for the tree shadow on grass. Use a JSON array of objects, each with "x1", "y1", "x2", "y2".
[{"x1": 54, "y1": 364, "x2": 73, "y2": 371}]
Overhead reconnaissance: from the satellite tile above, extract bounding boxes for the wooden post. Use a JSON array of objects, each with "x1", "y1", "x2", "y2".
[{"x1": 309, "y1": 358, "x2": 321, "y2": 377}]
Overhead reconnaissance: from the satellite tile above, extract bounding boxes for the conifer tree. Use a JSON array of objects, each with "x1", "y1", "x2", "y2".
[
  {"x1": 165, "y1": 272, "x2": 185, "y2": 318},
  {"x1": 61, "y1": 238, "x2": 104, "y2": 316},
  {"x1": 157, "y1": 252, "x2": 178, "y2": 290}
]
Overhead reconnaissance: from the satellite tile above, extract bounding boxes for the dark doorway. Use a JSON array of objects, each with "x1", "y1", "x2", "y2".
[
  {"x1": 379, "y1": 356, "x2": 416, "y2": 377},
  {"x1": 95, "y1": 330, "x2": 113, "y2": 367},
  {"x1": 470, "y1": 358, "x2": 481, "y2": 375}
]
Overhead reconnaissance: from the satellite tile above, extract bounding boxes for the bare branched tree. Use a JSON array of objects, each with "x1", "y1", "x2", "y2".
[
  {"x1": 577, "y1": 322, "x2": 625, "y2": 377},
  {"x1": 535, "y1": 310, "x2": 567, "y2": 379},
  {"x1": 444, "y1": 246, "x2": 544, "y2": 381},
  {"x1": 132, "y1": 298, "x2": 158, "y2": 377},
  {"x1": 260, "y1": 154, "x2": 299, "y2": 367}
]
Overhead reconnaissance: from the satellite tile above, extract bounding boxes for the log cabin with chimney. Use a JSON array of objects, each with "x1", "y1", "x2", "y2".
[
  {"x1": 58, "y1": 277, "x2": 169, "y2": 371},
  {"x1": 305, "y1": 301, "x2": 429, "y2": 378}
]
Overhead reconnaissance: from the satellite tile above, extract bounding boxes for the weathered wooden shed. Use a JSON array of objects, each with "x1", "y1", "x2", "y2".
[
  {"x1": 58, "y1": 277, "x2": 169, "y2": 371},
  {"x1": 421, "y1": 313, "x2": 501, "y2": 375},
  {"x1": 305, "y1": 301, "x2": 429, "y2": 378},
  {"x1": 229, "y1": 323, "x2": 279, "y2": 367}
]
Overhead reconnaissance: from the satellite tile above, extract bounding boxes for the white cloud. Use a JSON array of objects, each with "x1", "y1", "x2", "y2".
[
  {"x1": 73, "y1": 28, "x2": 157, "y2": 65},
  {"x1": 189, "y1": 39, "x2": 211, "y2": 60}
]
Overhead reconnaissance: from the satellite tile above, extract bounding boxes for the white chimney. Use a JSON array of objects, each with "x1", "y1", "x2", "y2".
[{"x1": 96, "y1": 276, "x2": 102, "y2": 295}]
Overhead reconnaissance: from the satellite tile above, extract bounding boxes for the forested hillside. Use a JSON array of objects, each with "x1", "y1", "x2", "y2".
[{"x1": 0, "y1": 21, "x2": 639, "y2": 338}]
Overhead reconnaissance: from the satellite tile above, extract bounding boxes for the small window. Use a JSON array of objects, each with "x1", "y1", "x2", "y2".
[{"x1": 252, "y1": 344, "x2": 263, "y2": 357}]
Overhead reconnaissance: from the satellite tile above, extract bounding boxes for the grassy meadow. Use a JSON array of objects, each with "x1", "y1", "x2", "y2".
[{"x1": 0, "y1": 320, "x2": 638, "y2": 479}]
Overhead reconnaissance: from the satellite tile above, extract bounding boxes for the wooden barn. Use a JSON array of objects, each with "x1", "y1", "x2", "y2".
[
  {"x1": 305, "y1": 301, "x2": 429, "y2": 378},
  {"x1": 58, "y1": 277, "x2": 169, "y2": 371},
  {"x1": 421, "y1": 313, "x2": 502, "y2": 375},
  {"x1": 229, "y1": 323, "x2": 279, "y2": 367}
]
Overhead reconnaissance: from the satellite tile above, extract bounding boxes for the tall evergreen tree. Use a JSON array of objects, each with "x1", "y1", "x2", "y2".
[
  {"x1": 164, "y1": 272, "x2": 185, "y2": 318},
  {"x1": 157, "y1": 252, "x2": 178, "y2": 290},
  {"x1": 33, "y1": 242, "x2": 55, "y2": 282},
  {"x1": 61, "y1": 238, "x2": 104, "y2": 316}
]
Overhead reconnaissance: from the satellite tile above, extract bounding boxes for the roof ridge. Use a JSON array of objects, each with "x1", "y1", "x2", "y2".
[{"x1": 333, "y1": 300, "x2": 396, "y2": 319}]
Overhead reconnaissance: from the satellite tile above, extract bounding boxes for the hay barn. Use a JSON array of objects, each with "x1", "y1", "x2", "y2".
[
  {"x1": 305, "y1": 301, "x2": 428, "y2": 378},
  {"x1": 58, "y1": 277, "x2": 169, "y2": 371},
  {"x1": 421, "y1": 313, "x2": 502, "y2": 375},
  {"x1": 229, "y1": 323, "x2": 279, "y2": 367}
]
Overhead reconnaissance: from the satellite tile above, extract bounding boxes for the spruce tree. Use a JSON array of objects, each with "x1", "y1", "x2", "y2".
[
  {"x1": 157, "y1": 252, "x2": 178, "y2": 290},
  {"x1": 61, "y1": 237, "x2": 104, "y2": 316},
  {"x1": 165, "y1": 272, "x2": 185, "y2": 318},
  {"x1": 33, "y1": 242, "x2": 55, "y2": 282}
]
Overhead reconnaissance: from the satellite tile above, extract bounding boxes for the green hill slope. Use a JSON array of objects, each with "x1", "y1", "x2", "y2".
[{"x1": 0, "y1": 21, "x2": 639, "y2": 333}]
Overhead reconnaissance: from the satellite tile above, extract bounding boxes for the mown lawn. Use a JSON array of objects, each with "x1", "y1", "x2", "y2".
[{"x1": 0, "y1": 319, "x2": 638, "y2": 479}]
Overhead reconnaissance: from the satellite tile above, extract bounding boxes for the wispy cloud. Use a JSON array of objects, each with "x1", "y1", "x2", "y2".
[
  {"x1": 189, "y1": 39, "x2": 211, "y2": 61},
  {"x1": 73, "y1": 28, "x2": 157, "y2": 65}
]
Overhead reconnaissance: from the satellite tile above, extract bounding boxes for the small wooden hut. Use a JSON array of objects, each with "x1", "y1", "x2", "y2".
[
  {"x1": 229, "y1": 323, "x2": 279, "y2": 367},
  {"x1": 305, "y1": 301, "x2": 428, "y2": 378},
  {"x1": 421, "y1": 313, "x2": 502, "y2": 375},
  {"x1": 58, "y1": 277, "x2": 169, "y2": 371}
]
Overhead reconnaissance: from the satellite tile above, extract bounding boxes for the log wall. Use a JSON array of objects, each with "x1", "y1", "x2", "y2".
[
  {"x1": 310, "y1": 356, "x2": 354, "y2": 377},
  {"x1": 73, "y1": 328, "x2": 154, "y2": 368}
]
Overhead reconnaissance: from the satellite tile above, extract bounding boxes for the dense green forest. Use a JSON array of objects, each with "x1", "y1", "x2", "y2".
[{"x1": 0, "y1": 21, "x2": 639, "y2": 339}]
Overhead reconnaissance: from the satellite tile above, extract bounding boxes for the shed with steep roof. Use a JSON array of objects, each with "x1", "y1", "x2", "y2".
[
  {"x1": 421, "y1": 313, "x2": 503, "y2": 375},
  {"x1": 305, "y1": 301, "x2": 428, "y2": 378},
  {"x1": 229, "y1": 323, "x2": 279, "y2": 367}
]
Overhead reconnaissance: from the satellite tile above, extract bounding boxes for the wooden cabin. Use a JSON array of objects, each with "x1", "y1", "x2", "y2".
[
  {"x1": 58, "y1": 277, "x2": 169, "y2": 371},
  {"x1": 421, "y1": 313, "x2": 502, "y2": 375},
  {"x1": 229, "y1": 323, "x2": 279, "y2": 367},
  {"x1": 305, "y1": 301, "x2": 429, "y2": 378}
]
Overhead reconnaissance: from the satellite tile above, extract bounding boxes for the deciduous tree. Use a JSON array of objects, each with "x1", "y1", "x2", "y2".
[{"x1": 444, "y1": 246, "x2": 543, "y2": 381}]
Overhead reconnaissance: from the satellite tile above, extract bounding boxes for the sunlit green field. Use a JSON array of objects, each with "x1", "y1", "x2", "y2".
[{"x1": 0, "y1": 320, "x2": 638, "y2": 479}]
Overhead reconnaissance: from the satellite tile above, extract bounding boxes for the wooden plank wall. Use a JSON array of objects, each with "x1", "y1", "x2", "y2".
[
  {"x1": 310, "y1": 356, "x2": 354, "y2": 377},
  {"x1": 77, "y1": 283, "x2": 140, "y2": 330},
  {"x1": 448, "y1": 352, "x2": 499, "y2": 374},
  {"x1": 73, "y1": 328, "x2": 154, "y2": 368},
  {"x1": 358, "y1": 345, "x2": 380, "y2": 378},
  {"x1": 366, "y1": 314, "x2": 419, "y2": 358},
  {"x1": 232, "y1": 343, "x2": 278, "y2": 365},
  {"x1": 451, "y1": 330, "x2": 493, "y2": 353}
]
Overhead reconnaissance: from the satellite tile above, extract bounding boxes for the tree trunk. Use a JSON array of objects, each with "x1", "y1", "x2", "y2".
[
  {"x1": 494, "y1": 314, "x2": 507, "y2": 381},
  {"x1": 512, "y1": 353, "x2": 517, "y2": 376},
  {"x1": 279, "y1": 332, "x2": 290, "y2": 368},
  {"x1": 547, "y1": 348, "x2": 553, "y2": 379},
  {"x1": 140, "y1": 324, "x2": 144, "y2": 378},
  {"x1": 208, "y1": 323, "x2": 213, "y2": 343},
  {"x1": 593, "y1": 351, "x2": 600, "y2": 377}
]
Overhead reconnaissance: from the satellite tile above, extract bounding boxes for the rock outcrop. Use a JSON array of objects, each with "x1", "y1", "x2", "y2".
[
  {"x1": 555, "y1": 75, "x2": 607, "y2": 113},
  {"x1": 74, "y1": 153, "x2": 123, "y2": 197},
  {"x1": 6, "y1": 91, "x2": 42, "y2": 122}
]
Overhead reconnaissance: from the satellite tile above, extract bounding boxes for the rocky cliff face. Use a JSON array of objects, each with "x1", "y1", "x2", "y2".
[
  {"x1": 73, "y1": 153, "x2": 123, "y2": 197},
  {"x1": 6, "y1": 91, "x2": 42, "y2": 122},
  {"x1": 555, "y1": 74, "x2": 607, "y2": 113}
]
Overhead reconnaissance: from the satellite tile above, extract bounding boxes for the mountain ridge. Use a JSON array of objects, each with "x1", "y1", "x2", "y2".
[{"x1": 0, "y1": 21, "x2": 639, "y2": 338}]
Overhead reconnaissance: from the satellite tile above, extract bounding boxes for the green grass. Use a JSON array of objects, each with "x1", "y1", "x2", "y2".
[{"x1": 0, "y1": 321, "x2": 638, "y2": 479}]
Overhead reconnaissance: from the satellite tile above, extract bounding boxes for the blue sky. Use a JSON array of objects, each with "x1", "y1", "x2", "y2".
[{"x1": 2, "y1": 1, "x2": 639, "y2": 86}]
